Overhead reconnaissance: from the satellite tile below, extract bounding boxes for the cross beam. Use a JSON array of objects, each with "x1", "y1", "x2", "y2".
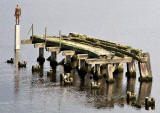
[{"x1": 86, "y1": 57, "x2": 132, "y2": 64}]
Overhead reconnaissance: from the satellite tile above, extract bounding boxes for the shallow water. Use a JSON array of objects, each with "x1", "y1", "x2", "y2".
[{"x1": 0, "y1": 0, "x2": 160, "y2": 113}]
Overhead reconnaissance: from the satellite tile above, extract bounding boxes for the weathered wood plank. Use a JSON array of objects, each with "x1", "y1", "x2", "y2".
[
  {"x1": 34, "y1": 43, "x2": 45, "y2": 48},
  {"x1": 62, "y1": 50, "x2": 75, "y2": 56},
  {"x1": 86, "y1": 57, "x2": 132, "y2": 64},
  {"x1": 32, "y1": 35, "x2": 111, "y2": 56},
  {"x1": 46, "y1": 47, "x2": 60, "y2": 53},
  {"x1": 21, "y1": 40, "x2": 32, "y2": 44},
  {"x1": 77, "y1": 54, "x2": 88, "y2": 59}
]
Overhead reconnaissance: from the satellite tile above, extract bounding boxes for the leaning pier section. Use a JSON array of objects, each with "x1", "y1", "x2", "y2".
[{"x1": 21, "y1": 32, "x2": 152, "y2": 82}]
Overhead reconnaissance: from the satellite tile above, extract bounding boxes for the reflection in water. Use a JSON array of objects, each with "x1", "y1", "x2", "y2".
[
  {"x1": 50, "y1": 69, "x2": 56, "y2": 82},
  {"x1": 137, "y1": 82, "x2": 152, "y2": 105},
  {"x1": 31, "y1": 62, "x2": 46, "y2": 86},
  {"x1": 38, "y1": 62, "x2": 44, "y2": 78},
  {"x1": 14, "y1": 50, "x2": 20, "y2": 93},
  {"x1": 106, "y1": 83, "x2": 114, "y2": 102},
  {"x1": 71, "y1": 69, "x2": 81, "y2": 88},
  {"x1": 114, "y1": 72, "x2": 123, "y2": 97},
  {"x1": 26, "y1": 63, "x2": 153, "y2": 110},
  {"x1": 126, "y1": 77, "x2": 136, "y2": 93},
  {"x1": 84, "y1": 73, "x2": 92, "y2": 89},
  {"x1": 84, "y1": 72, "x2": 126, "y2": 109}
]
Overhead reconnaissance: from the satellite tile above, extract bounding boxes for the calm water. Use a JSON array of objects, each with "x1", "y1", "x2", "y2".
[{"x1": 0, "y1": 0, "x2": 160, "y2": 113}]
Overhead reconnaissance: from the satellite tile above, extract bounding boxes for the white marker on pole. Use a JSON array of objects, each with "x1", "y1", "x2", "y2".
[{"x1": 15, "y1": 24, "x2": 20, "y2": 50}]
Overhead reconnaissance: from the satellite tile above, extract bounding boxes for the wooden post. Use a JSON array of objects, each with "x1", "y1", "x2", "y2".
[
  {"x1": 138, "y1": 53, "x2": 152, "y2": 82},
  {"x1": 51, "y1": 52, "x2": 56, "y2": 62},
  {"x1": 45, "y1": 27, "x2": 47, "y2": 44},
  {"x1": 126, "y1": 60, "x2": 136, "y2": 77},
  {"x1": 95, "y1": 64, "x2": 101, "y2": 76},
  {"x1": 65, "y1": 55, "x2": 71, "y2": 64},
  {"x1": 32, "y1": 24, "x2": 33, "y2": 36},
  {"x1": 39, "y1": 48, "x2": 44, "y2": 58},
  {"x1": 106, "y1": 64, "x2": 114, "y2": 83},
  {"x1": 79, "y1": 59, "x2": 86, "y2": 69},
  {"x1": 127, "y1": 78, "x2": 136, "y2": 93},
  {"x1": 59, "y1": 30, "x2": 62, "y2": 48},
  {"x1": 87, "y1": 64, "x2": 92, "y2": 72}
]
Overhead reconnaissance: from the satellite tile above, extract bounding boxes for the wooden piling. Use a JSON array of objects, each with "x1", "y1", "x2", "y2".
[
  {"x1": 138, "y1": 53, "x2": 152, "y2": 82},
  {"x1": 126, "y1": 60, "x2": 136, "y2": 78},
  {"x1": 106, "y1": 64, "x2": 114, "y2": 83}
]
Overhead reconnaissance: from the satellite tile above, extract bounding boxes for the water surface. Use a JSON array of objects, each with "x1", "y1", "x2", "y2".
[{"x1": 0, "y1": 0, "x2": 160, "y2": 113}]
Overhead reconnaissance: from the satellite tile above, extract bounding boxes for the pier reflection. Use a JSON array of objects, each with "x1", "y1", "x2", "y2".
[
  {"x1": 126, "y1": 77, "x2": 136, "y2": 93},
  {"x1": 81, "y1": 71, "x2": 153, "y2": 109},
  {"x1": 137, "y1": 82, "x2": 152, "y2": 105},
  {"x1": 28, "y1": 63, "x2": 153, "y2": 110},
  {"x1": 38, "y1": 62, "x2": 44, "y2": 78},
  {"x1": 71, "y1": 69, "x2": 81, "y2": 88},
  {"x1": 14, "y1": 50, "x2": 20, "y2": 93},
  {"x1": 84, "y1": 72, "x2": 125, "y2": 109},
  {"x1": 31, "y1": 62, "x2": 45, "y2": 86}
]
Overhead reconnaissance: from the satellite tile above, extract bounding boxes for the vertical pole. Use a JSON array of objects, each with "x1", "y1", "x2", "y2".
[
  {"x1": 15, "y1": 50, "x2": 20, "y2": 92},
  {"x1": 15, "y1": 25, "x2": 20, "y2": 50},
  {"x1": 87, "y1": 64, "x2": 92, "y2": 72},
  {"x1": 51, "y1": 52, "x2": 56, "y2": 62},
  {"x1": 127, "y1": 77, "x2": 136, "y2": 93},
  {"x1": 79, "y1": 59, "x2": 86, "y2": 69},
  {"x1": 106, "y1": 64, "x2": 114, "y2": 82},
  {"x1": 59, "y1": 30, "x2": 62, "y2": 48},
  {"x1": 45, "y1": 27, "x2": 47, "y2": 44},
  {"x1": 95, "y1": 64, "x2": 101, "y2": 76},
  {"x1": 66, "y1": 55, "x2": 71, "y2": 64},
  {"x1": 39, "y1": 48, "x2": 44, "y2": 58},
  {"x1": 32, "y1": 24, "x2": 34, "y2": 37}
]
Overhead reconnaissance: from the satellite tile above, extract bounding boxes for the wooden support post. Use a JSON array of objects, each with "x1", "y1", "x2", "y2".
[
  {"x1": 138, "y1": 53, "x2": 152, "y2": 82},
  {"x1": 117, "y1": 63, "x2": 124, "y2": 73},
  {"x1": 100, "y1": 64, "x2": 107, "y2": 76},
  {"x1": 126, "y1": 60, "x2": 136, "y2": 77},
  {"x1": 106, "y1": 64, "x2": 114, "y2": 83},
  {"x1": 62, "y1": 50, "x2": 75, "y2": 64},
  {"x1": 79, "y1": 59, "x2": 86, "y2": 69},
  {"x1": 87, "y1": 64, "x2": 92, "y2": 72},
  {"x1": 77, "y1": 54, "x2": 88, "y2": 69},
  {"x1": 51, "y1": 52, "x2": 56, "y2": 62},
  {"x1": 65, "y1": 55, "x2": 71, "y2": 64},
  {"x1": 34, "y1": 43, "x2": 45, "y2": 63},
  {"x1": 95, "y1": 64, "x2": 101, "y2": 76},
  {"x1": 46, "y1": 47, "x2": 60, "y2": 68},
  {"x1": 37, "y1": 48, "x2": 45, "y2": 63},
  {"x1": 112, "y1": 63, "x2": 124, "y2": 73},
  {"x1": 39, "y1": 48, "x2": 44, "y2": 58}
]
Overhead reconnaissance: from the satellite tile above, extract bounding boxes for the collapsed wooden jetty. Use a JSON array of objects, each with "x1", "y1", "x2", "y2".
[{"x1": 22, "y1": 28, "x2": 152, "y2": 82}]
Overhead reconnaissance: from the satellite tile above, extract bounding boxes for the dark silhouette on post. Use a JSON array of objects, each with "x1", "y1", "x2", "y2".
[{"x1": 14, "y1": 5, "x2": 21, "y2": 25}]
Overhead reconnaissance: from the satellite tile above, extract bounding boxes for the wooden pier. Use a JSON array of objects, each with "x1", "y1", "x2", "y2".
[{"x1": 22, "y1": 28, "x2": 152, "y2": 82}]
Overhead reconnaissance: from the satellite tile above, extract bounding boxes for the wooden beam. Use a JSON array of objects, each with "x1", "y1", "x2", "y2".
[
  {"x1": 62, "y1": 50, "x2": 75, "y2": 56},
  {"x1": 46, "y1": 47, "x2": 60, "y2": 53},
  {"x1": 34, "y1": 43, "x2": 45, "y2": 48},
  {"x1": 21, "y1": 40, "x2": 32, "y2": 44},
  {"x1": 86, "y1": 57, "x2": 132, "y2": 64},
  {"x1": 77, "y1": 54, "x2": 88, "y2": 59}
]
